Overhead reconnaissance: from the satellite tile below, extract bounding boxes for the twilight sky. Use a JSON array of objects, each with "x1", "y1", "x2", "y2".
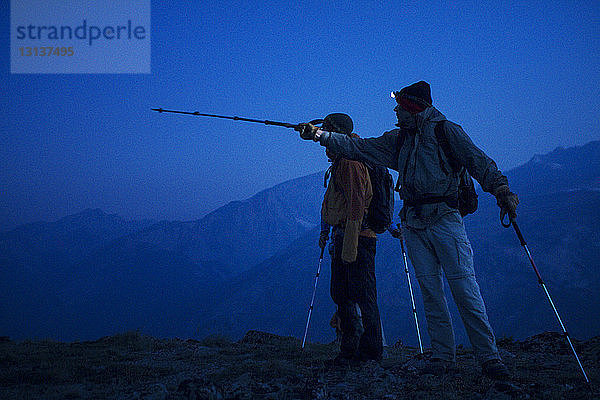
[{"x1": 1, "y1": 1, "x2": 599, "y2": 230}]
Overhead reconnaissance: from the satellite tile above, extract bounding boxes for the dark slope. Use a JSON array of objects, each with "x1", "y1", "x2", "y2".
[
  {"x1": 203, "y1": 141, "x2": 600, "y2": 345},
  {"x1": 1, "y1": 142, "x2": 599, "y2": 344}
]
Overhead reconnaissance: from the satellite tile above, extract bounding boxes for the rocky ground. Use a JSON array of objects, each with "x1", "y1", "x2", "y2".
[{"x1": 0, "y1": 331, "x2": 598, "y2": 399}]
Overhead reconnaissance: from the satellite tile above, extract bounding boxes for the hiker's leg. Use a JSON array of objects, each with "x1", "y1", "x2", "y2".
[
  {"x1": 330, "y1": 228, "x2": 361, "y2": 356},
  {"x1": 351, "y1": 236, "x2": 383, "y2": 360},
  {"x1": 430, "y1": 212, "x2": 500, "y2": 363},
  {"x1": 404, "y1": 226, "x2": 456, "y2": 362}
]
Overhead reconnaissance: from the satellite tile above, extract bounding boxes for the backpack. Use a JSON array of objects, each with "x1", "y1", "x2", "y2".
[
  {"x1": 393, "y1": 121, "x2": 478, "y2": 217},
  {"x1": 433, "y1": 121, "x2": 478, "y2": 216},
  {"x1": 364, "y1": 163, "x2": 395, "y2": 233}
]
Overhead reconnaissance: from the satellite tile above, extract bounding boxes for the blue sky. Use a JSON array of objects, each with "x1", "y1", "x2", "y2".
[{"x1": 1, "y1": 0, "x2": 599, "y2": 230}]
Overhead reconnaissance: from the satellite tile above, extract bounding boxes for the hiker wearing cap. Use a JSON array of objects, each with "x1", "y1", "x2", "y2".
[
  {"x1": 318, "y1": 113, "x2": 383, "y2": 366},
  {"x1": 297, "y1": 82, "x2": 518, "y2": 380}
]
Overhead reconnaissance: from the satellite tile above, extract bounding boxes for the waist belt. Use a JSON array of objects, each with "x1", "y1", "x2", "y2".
[{"x1": 404, "y1": 196, "x2": 458, "y2": 209}]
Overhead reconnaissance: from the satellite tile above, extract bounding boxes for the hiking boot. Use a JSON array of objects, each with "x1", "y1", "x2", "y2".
[
  {"x1": 419, "y1": 358, "x2": 457, "y2": 376},
  {"x1": 482, "y1": 359, "x2": 511, "y2": 381}
]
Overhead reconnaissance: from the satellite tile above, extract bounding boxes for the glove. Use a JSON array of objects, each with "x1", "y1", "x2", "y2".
[
  {"x1": 494, "y1": 185, "x2": 519, "y2": 220},
  {"x1": 296, "y1": 123, "x2": 320, "y2": 141},
  {"x1": 390, "y1": 224, "x2": 403, "y2": 240},
  {"x1": 319, "y1": 229, "x2": 329, "y2": 249}
]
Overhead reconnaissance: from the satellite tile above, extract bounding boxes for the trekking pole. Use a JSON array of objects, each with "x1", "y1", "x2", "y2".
[
  {"x1": 152, "y1": 108, "x2": 336, "y2": 133},
  {"x1": 395, "y1": 225, "x2": 424, "y2": 354},
  {"x1": 152, "y1": 108, "x2": 302, "y2": 129},
  {"x1": 302, "y1": 246, "x2": 326, "y2": 349},
  {"x1": 501, "y1": 213, "x2": 590, "y2": 384}
]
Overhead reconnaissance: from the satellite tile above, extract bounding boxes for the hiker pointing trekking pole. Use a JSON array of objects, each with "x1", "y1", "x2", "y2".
[
  {"x1": 297, "y1": 81, "x2": 514, "y2": 379},
  {"x1": 500, "y1": 211, "x2": 590, "y2": 384}
]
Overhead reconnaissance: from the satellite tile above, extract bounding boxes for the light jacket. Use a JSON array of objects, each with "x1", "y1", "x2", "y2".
[
  {"x1": 319, "y1": 107, "x2": 508, "y2": 228},
  {"x1": 321, "y1": 158, "x2": 373, "y2": 262}
]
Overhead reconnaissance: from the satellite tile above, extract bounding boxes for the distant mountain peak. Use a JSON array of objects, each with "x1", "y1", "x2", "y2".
[
  {"x1": 78, "y1": 208, "x2": 107, "y2": 217},
  {"x1": 509, "y1": 140, "x2": 600, "y2": 195}
]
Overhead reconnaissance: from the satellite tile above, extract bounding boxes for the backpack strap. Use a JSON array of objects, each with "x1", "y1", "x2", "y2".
[
  {"x1": 434, "y1": 121, "x2": 461, "y2": 172},
  {"x1": 393, "y1": 130, "x2": 406, "y2": 169},
  {"x1": 393, "y1": 130, "x2": 407, "y2": 192},
  {"x1": 324, "y1": 156, "x2": 342, "y2": 189}
]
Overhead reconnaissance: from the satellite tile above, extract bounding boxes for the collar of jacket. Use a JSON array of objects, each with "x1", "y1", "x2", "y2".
[{"x1": 410, "y1": 107, "x2": 446, "y2": 135}]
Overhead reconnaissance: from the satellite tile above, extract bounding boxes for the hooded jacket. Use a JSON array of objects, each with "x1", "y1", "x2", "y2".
[
  {"x1": 322, "y1": 157, "x2": 373, "y2": 263},
  {"x1": 319, "y1": 107, "x2": 508, "y2": 228}
]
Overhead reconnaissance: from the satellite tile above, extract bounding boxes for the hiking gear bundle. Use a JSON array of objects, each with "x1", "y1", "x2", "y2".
[
  {"x1": 503, "y1": 217, "x2": 589, "y2": 384},
  {"x1": 302, "y1": 246, "x2": 325, "y2": 349},
  {"x1": 364, "y1": 163, "x2": 394, "y2": 234},
  {"x1": 396, "y1": 225, "x2": 424, "y2": 354}
]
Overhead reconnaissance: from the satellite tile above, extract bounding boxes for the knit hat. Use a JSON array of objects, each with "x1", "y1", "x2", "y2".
[
  {"x1": 323, "y1": 113, "x2": 354, "y2": 135},
  {"x1": 394, "y1": 81, "x2": 432, "y2": 114}
]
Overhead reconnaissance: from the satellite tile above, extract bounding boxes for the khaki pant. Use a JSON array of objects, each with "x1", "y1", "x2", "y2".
[{"x1": 404, "y1": 211, "x2": 500, "y2": 364}]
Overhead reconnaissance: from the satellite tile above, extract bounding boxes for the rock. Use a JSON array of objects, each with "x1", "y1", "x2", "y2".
[
  {"x1": 62, "y1": 385, "x2": 85, "y2": 399},
  {"x1": 2, "y1": 330, "x2": 599, "y2": 399},
  {"x1": 238, "y1": 330, "x2": 298, "y2": 346},
  {"x1": 499, "y1": 349, "x2": 516, "y2": 360},
  {"x1": 143, "y1": 383, "x2": 168, "y2": 400},
  {"x1": 519, "y1": 332, "x2": 569, "y2": 354},
  {"x1": 176, "y1": 378, "x2": 223, "y2": 400},
  {"x1": 230, "y1": 372, "x2": 253, "y2": 392},
  {"x1": 484, "y1": 381, "x2": 529, "y2": 399},
  {"x1": 482, "y1": 387, "x2": 512, "y2": 400}
]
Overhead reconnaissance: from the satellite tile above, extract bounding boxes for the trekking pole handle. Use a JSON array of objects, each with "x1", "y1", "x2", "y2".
[
  {"x1": 500, "y1": 209, "x2": 512, "y2": 228},
  {"x1": 502, "y1": 212, "x2": 527, "y2": 247}
]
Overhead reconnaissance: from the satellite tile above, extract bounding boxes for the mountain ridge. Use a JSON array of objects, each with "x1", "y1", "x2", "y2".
[{"x1": 1, "y1": 140, "x2": 599, "y2": 343}]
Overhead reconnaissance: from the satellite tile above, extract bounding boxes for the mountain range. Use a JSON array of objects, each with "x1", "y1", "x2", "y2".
[{"x1": 1, "y1": 140, "x2": 599, "y2": 346}]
